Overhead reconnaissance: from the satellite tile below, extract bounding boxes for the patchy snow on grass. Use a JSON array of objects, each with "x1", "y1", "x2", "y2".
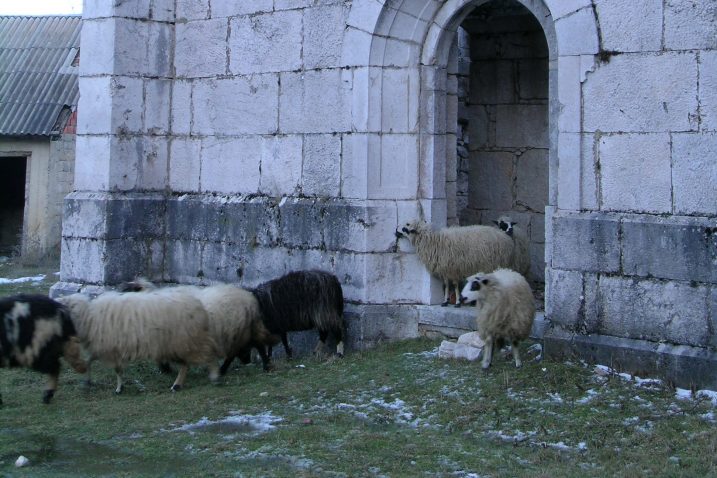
[
  {"x1": 169, "y1": 411, "x2": 282, "y2": 436},
  {"x1": 536, "y1": 441, "x2": 588, "y2": 452},
  {"x1": 576, "y1": 389, "x2": 599, "y2": 404},
  {"x1": 0, "y1": 274, "x2": 45, "y2": 284},
  {"x1": 593, "y1": 365, "x2": 664, "y2": 389},
  {"x1": 403, "y1": 347, "x2": 439, "y2": 359},
  {"x1": 486, "y1": 429, "x2": 537, "y2": 443},
  {"x1": 676, "y1": 388, "x2": 717, "y2": 406}
]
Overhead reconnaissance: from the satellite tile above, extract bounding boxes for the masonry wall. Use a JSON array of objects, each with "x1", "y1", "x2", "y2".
[{"x1": 57, "y1": 0, "x2": 717, "y2": 386}]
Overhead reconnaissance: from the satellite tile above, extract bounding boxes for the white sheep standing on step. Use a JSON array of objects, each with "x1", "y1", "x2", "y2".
[
  {"x1": 459, "y1": 268, "x2": 535, "y2": 369},
  {"x1": 493, "y1": 215, "x2": 531, "y2": 278},
  {"x1": 396, "y1": 220, "x2": 516, "y2": 306}
]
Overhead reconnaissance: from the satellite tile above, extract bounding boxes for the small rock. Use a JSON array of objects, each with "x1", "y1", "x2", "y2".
[
  {"x1": 259, "y1": 391, "x2": 269, "y2": 397},
  {"x1": 295, "y1": 364, "x2": 306, "y2": 369},
  {"x1": 457, "y1": 332, "x2": 485, "y2": 349},
  {"x1": 15, "y1": 456, "x2": 29, "y2": 468},
  {"x1": 438, "y1": 340, "x2": 482, "y2": 361}
]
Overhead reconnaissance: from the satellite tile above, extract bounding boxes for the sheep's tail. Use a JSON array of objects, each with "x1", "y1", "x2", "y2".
[{"x1": 63, "y1": 336, "x2": 88, "y2": 374}]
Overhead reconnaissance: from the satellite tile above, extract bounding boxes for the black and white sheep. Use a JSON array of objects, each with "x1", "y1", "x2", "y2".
[
  {"x1": 59, "y1": 289, "x2": 222, "y2": 393},
  {"x1": 493, "y1": 215, "x2": 531, "y2": 278},
  {"x1": 252, "y1": 270, "x2": 345, "y2": 359},
  {"x1": 118, "y1": 280, "x2": 281, "y2": 374},
  {"x1": 459, "y1": 268, "x2": 535, "y2": 369},
  {"x1": 0, "y1": 294, "x2": 87, "y2": 404},
  {"x1": 396, "y1": 220, "x2": 517, "y2": 306}
]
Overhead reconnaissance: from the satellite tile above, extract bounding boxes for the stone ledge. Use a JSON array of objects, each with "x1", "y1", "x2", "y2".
[{"x1": 544, "y1": 326, "x2": 717, "y2": 390}]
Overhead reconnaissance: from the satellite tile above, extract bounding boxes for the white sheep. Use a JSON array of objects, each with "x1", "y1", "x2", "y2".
[
  {"x1": 118, "y1": 280, "x2": 281, "y2": 373},
  {"x1": 493, "y1": 215, "x2": 531, "y2": 278},
  {"x1": 59, "y1": 289, "x2": 222, "y2": 393},
  {"x1": 396, "y1": 220, "x2": 516, "y2": 306},
  {"x1": 459, "y1": 268, "x2": 535, "y2": 369}
]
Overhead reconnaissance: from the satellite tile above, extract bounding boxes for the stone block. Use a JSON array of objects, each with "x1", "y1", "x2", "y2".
[
  {"x1": 340, "y1": 27, "x2": 374, "y2": 67},
  {"x1": 470, "y1": 60, "x2": 515, "y2": 104},
  {"x1": 556, "y1": 132, "x2": 580, "y2": 210},
  {"x1": 529, "y1": 241, "x2": 546, "y2": 282},
  {"x1": 380, "y1": 68, "x2": 420, "y2": 133},
  {"x1": 580, "y1": 133, "x2": 599, "y2": 210},
  {"x1": 146, "y1": 22, "x2": 173, "y2": 78},
  {"x1": 557, "y1": 55, "x2": 581, "y2": 133},
  {"x1": 135, "y1": 137, "x2": 169, "y2": 190},
  {"x1": 340, "y1": 133, "x2": 369, "y2": 199},
  {"x1": 175, "y1": 19, "x2": 227, "y2": 78},
  {"x1": 278, "y1": 198, "x2": 325, "y2": 249},
  {"x1": 193, "y1": 76, "x2": 279, "y2": 135},
  {"x1": 170, "y1": 80, "x2": 192, "y2": 135},
  {"x1": 165, "y1": 239, "x2": 204, "y2": 284},
  {"x1": 62, "y1": 192, "x2": 109, "y2": 239},
  {"x1": 259, "y1": 135, "x2": 303, "y2": 196},
  {"x1": 545, "y1": 268, "x2": 583, "y2": 328},
  {"x1": 104, "y1": 238, "x2": 164, "y2": 283},
  {"x1": 76, "y1": 77, "x2": 112, "y2": 135},
  {"x1": 418, "y1": 134, "x2": 446, "y2": 199},
  {"x1": 353, "y1": 304, "x2": 420, "y2": 344},
  {"x1": 594, "y1": 0, "x2": 662, "y2": 52},
  {"x1": 598, "y1": 133, "x2": 672, "y2": 213},
  {"x1": 200, "y1": 241, "x2": 248, "y2": 283},
  {"x1": 78, "y1": 19, "x2": 115, "y2": 76},
  {"x1": 304, "y1": 5, "x2": 347, "y2": 69},
  {"x1": 711, "y1": 288, "x2": 717, "y2": 348},
  {"x1": 176, "y1": 0, "x2": 209, "y2": 21},
  {"x1": 211, "y1": 0, "x2": 273, "y2": 17},
  {"x1": 554, "y1": 7, "x2": 600, "y2": 55},
  {"x1": 60, "y1": 238, "x2": 106, "y2": 284},
  {"x1": 364, "y1": 252, "x2": 429, "y2": 304},
  {"x1": 169, "y1": 138, "x2": 201, "y2": 192},
  {"x1": 469, "y1": 152, "x2": 513, "y2": 211},
  {"x1": 229, "y1": 11, "x2": 302, "y2": 74},
  {"x1": 367, "y1": 133, "x2": 420, "y2": 200},
  {"x1": 495, "y1": 105, "x2": 549, "y2": 148},
  {"x1": 701, "y1": 51, "x2": 717, "y2": 132},
  {"x1": 516, "y1": 149, "x2": 549, "y2": 212},
  {"x1": 144, "y1": 79, "x2": 171, "y2": 134},
  {"x1": 621, "y1": 215, "x2": 717, "y2": 283},
  {"x1": 672, "y1": 133, "x2": 717, "y2": 215},
  {"x1": 274, "y1": 0, "x2": 312, "y2": 10},
  {"x1": 200, "y1": 136, "x2": 261, "y2": 194},
  {"x1": 113, "y1": 18, "x2": 152, "y2": 76},
  {"x1": 545, "y1": 0, "x2": 592, "y2": 20},
  {"x1": 518, "y1": 59, "x2": 549, "y2": 100},
  {"x1": 584, "y1": 53, "x2": 698, "y2": 133},
  {"x1": 551, "y1": 211, "x2": 621, "y2": 272},
  {"x1": 665, "y1": 0, "x2": 717, "y2": 50},
  {"x1": 280, "y1": 69, "x2": 353, "y2": 134},
  {"x1": 598, "y1": 276, "x2": 711, "y2": 347},
  {"x1": 150, "y1": 0, "x2": 175, "y2": 22},
  {"x1": 74, "y1": 135, "x2": 111, "y2": 191},
  {"x1": 302, "y1": 134, "x2": 342, "y2": 197}
]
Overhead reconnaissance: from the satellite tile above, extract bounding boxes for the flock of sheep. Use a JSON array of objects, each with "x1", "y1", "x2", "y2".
[{"x1": 0, "y1": 216, "x2": 535, "y2": 405}]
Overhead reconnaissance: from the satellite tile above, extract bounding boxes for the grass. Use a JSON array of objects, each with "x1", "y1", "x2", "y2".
[{"x1": 0, "y1": 264, "x2": 716, "y2": 477}]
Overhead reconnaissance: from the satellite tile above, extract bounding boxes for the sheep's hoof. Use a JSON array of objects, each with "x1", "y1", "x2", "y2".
[
  {"x1": 170, "y1": 384, "x2": 182, "y2": 392},
  {"x1": 42, "y1": 390, "x2": 55, "y2": 404},
  {"x1": 441, "y1": 301, "x2": 449, "y2": 307},
  {"x1": 114, "y1": 386, "x2": 123, "y2": 395}
]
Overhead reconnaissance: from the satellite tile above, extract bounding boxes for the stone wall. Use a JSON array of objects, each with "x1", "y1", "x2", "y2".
[{"x1": 56, "y1": 0, "x2": 717, "y2": 387}]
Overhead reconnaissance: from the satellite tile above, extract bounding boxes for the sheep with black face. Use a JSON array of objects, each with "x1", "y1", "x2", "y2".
[
  {"x1": 0, "y1": 294, "x2": 87, "y2": 404},
  {"x1": 493, "y1": 215, "x2": 531, "y2": 279},
  {"x1": 460, "y1": 269, "x2": 535, "y2": 370}
]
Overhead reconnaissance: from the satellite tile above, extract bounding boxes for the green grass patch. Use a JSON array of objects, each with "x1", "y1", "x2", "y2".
[{"x1": 0, "y1": 264, "x2": 715, "y2": 477}]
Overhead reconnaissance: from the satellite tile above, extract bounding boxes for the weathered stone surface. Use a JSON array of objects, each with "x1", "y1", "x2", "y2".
[
  {"x1": 594, "y1": 0, "x2": 662, "y2": 52},
  {"x1": 551, "y1": 212, "x2": 621, "y2": 272},
  {"x1": 469, "y1": 152, "x2": 513, "y2": 211},
  {"x1": 229, "y1": 11, "x2": 302, "y2": 74},
  {"x1": 200, "y1": 136, "x2": 261, "y2": 194},
  {"x1": 598, "y1": 275, "x2": 711, "y2": 347},
  {"x1": 701, "y1": 51, "x2": 717, "y2": 132},
  {"x1": 664, "y1": 0, "x2": 717, "y2": 50},
  {"x1": 304, "y1": 5, "x2": 347, "y2": 69},
  {"x1": 168, "y1": 138, "x2": 201, "y2": 192},
  {"x1": 175, "y1": 0, "x2": 208, "y2": 21},
  {"x1": 545, "y1": 268, "x2": 583, "y2": 328},
  {"x1": 438, "y1": 340, "x2": 482, "y2": 361},
  {"x1": 192, "y1": 76, "x2": 279, "y2": 135},
  {"x1": 598, "y1": 133, "x2": 672, "y2": 213},
  {"x1": 672, "y1": 133, "x2": 717, "y2": 215},
  {"x1": 211, "y1": 0, "x2": 272, "y2": 17},
  {"x1": 516, "y1": 149, "x2": 549, "y2": 212},
  {"x1": 584, "y1": 53, "x2": 698, "y2": 132},
  {"x1": 176, "y1": 19, "x2": 227, "y2": 78},
  {"x1": 259, "y1": 136, "x2": 303, "y2": 196},
  {"x1": 302, "y1": 134, "x2": 342, "y2": 197},
  {"x1": 544, "y1": 326, "x2": 717, "y2": 389},
  {"x1": 495, "y1": 105, "x2": 549, "y2": 148},
  {"x1": 144, "y1": 79, "x2": 171, "y2": 134},
  {"x1": 553, "y1": 7, "x2": 599, "y2": 55},
  {"x1": 621, "y1": 215, "x2": 717, "y2": 283}
]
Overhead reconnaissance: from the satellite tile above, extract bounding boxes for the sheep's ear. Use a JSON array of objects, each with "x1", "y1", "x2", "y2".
[
  {"x1": 481, "y1": 278, "x2": 489, "y2": 285},
  {"x1": 492, "y1": 220, "x2": 499, "y2": 226}
]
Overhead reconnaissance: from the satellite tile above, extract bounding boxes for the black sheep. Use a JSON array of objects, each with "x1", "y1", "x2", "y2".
[
  {"x1": 0, "y1": 294, "x2": 87, "y2": 404},
  {"x1": 252, "y1": 270, "x2": 345, "y2": 359}
]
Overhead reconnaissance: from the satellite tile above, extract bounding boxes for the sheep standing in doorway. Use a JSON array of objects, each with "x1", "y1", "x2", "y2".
[
  {"x1": 396, "y1": 220, "x2": 516, "y2": 306},
  {"x1": 460, "y1": 268, "x2": 535, "y2": 369},
  {"x1": 493, "y1": 215, "x2": 531, "y2": 278}
]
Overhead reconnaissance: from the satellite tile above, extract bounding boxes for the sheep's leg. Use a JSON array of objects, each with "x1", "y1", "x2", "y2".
[
  {"x1": 219, "y1": 356, "x2": 234, "y2": 376},
  {"x1": 114, "y1": 366, "x2": 125, "y2": 394},
  {"x1": 453, "y1": 282, "x2": 462, "y2": 308},
  {"x1": 207, "y1": 362, "x2": 220, "y2": 384},
  {"x1": 511, "y1": 341, "x2": 522, "y2": 368},
  {"x1": 441, "y1": 280, "x2": 450, "y2": 307},
  {"x1": 255, "y1": 346, "x2": 274, "y2": 372},
  {"x1": 171, "y1": 364, "x2": 188, "y2": 392},
  {"x1": 83, "y1": 358, "x2": 94, "y2": 387},
  {"x1": 281, "y1": 333, "x2": 293, "y2": 359},
  {"x1": 481, "y1": 336, "x2": 494, "y2": 370},
  {"x1": 42, "y1": 373, "x2": 59, "y2": 404},
  {"x1": 157, "y1": 361, "x2": 174, "y2": 375}
]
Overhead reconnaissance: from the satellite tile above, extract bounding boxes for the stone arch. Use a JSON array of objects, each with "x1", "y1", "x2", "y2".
[{"x1": 342, "y1": 0, "x2": 600, "y2": 302}]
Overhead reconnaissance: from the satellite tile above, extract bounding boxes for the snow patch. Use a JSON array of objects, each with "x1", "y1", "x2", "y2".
[
  {"x1": 0, "y1": 274, "x2": 45, "y2": 284},
  {"x1": 169, "y1": 411, "x2": 281, "y2": 435}
]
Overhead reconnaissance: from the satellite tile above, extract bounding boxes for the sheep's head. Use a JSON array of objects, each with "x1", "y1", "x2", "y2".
[
  {"x1": 117, "y1": 277, "x2": 156, "y2": 293},
  {"x1": 459, "y1": 272, "x2": 492, "y2": 306},
  {"x1": 493, "y1": 216, "x2": 516, "y2": 237},
  {"x1": 395, "y1": 220, "x2": 427, "y2": 241}
]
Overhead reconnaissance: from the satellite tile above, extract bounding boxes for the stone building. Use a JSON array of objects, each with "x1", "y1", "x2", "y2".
[
  {"x1": 0, "y1": 15, "x2": 80, "y2": 263},
  {"x1": 54, "y1": 1, "x2": 716, "y2": 387}
]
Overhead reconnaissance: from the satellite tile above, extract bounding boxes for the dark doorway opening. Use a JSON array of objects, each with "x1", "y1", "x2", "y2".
[{"x1": 0, "y1": 157, "x2": 27, "y2": 256}]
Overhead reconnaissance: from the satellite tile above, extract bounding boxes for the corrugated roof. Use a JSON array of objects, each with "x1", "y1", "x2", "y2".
[{"x1": 0, "y1": 15, "x2": 81, "y2": 137}]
